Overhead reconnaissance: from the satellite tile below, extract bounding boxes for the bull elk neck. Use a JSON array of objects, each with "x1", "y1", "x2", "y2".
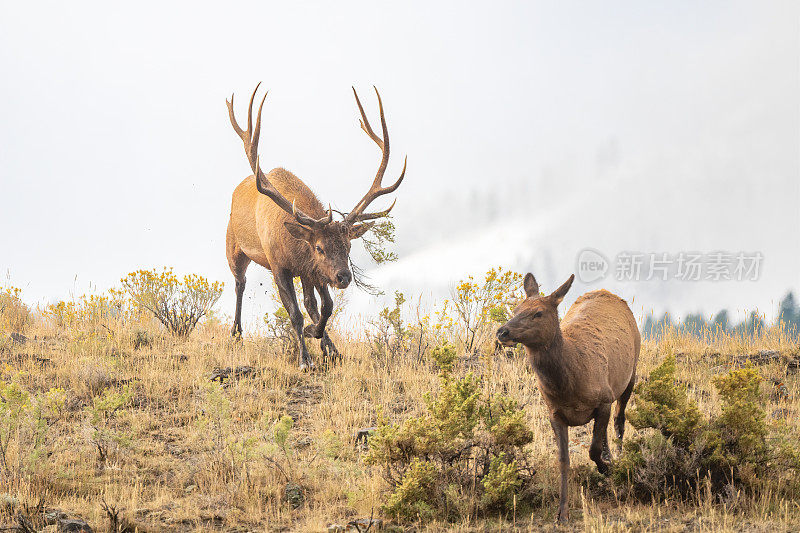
[{"x1": 225, "y1": 83, "x2": 407, "y2": 370}]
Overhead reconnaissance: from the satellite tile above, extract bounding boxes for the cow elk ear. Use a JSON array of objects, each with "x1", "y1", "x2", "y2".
[
  {"x1": 550, "y1": 274, "x2": 575, "y2": 306},
  {"x1": 523, "y1": 273, "x2": 540, "y2": 297},
  {"x1": 284, "y1": 222, "x2": 314, "y2": 243},
  {"x1": 348, "y1": 222, "x2": 374, "y2": 240}
]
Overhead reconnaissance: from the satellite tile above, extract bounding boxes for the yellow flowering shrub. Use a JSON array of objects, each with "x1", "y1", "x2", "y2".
[
  {"x1": 448, "y1": 267, "x2": 523, "y2": 353},
  {"x1": 0, "y1": 286, "x2": 30, "y2": 334},
  {"x1": 121, "y1": 268, "x2": 223, "y2": 337}
]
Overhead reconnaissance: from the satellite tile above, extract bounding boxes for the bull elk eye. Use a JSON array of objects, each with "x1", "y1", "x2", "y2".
[
  {"x1": 533, "y1": 311, "x2": 543, "y2": 318},
  {"x1": 315, "y1": 245, "x2": 325, "y2": 255}
]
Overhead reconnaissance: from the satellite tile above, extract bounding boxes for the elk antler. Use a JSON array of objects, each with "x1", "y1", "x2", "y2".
[
  {"x1": 345, "y1": 87, "x2": 407, "y2": 225},
  {"x1": 227, "y1": 84, "x2": 332, "y2": 228}
]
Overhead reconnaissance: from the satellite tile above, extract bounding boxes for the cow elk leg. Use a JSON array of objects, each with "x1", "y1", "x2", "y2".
[
  {"x1": 590, "y1": 404, "x2": 612, "y2": 474},
  {"x1": 550, "y1": 416, "x2": 570, "y2": 523},
  {"x1": 615, "y1": 374, "x2": 636, "y2": 454}
]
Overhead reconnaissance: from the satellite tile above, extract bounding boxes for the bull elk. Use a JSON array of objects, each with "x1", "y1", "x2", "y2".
[
  {"x1": 225, "y1": 84, "x2": 406, "y2": 370},
  {"x1": 496, "y1": 273, "x2": 639, "y2": 522}
]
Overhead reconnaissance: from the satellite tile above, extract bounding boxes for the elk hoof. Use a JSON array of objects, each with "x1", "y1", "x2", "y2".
[
  {"x1": 299, "y1": 358, "x2": 316, "y2": 372},
  {"x1": 556, "y1": 509, "x2": 569, "y2": 523}
]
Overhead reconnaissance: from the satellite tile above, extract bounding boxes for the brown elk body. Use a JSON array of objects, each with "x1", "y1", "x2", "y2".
[
  {"x1": 496, "y1": 273, "x2": 639, "y2": 522},
  {"x1": 226, "y1": 85, "x2": 405, "y2": 369}
]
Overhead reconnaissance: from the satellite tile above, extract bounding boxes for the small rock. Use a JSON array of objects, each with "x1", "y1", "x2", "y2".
[
  {"x1": 0, "y1": 493, "x2": 18, "y2": 512},
  {"x1": 58, "y1": 518, "x2": 94, "y2": 533},
  {"x1": 9, "y1": 332, "x2": 27, "y2": 345},
  {"x1": 327, "y1": 525, "x2": 346, "y2": 533},
  {"x1": 786, "y1": 359, "x2": 800, "y2": 375},
  {"x1": 184, "y1": 484, "x2": 197, "y2": 494},
  {"x1": 44, "y1": 509, "x2": 68, "y2": 524},
  {"x1": 733, "y1": 350, "x2": 780, "y2": 367},
  {"x1": 347, "y1": 517, "x2": 383, "y2": 531},
  {"x1": 210, "y1": 365, "x2": 257, "y2": 383},
  {"x1": 354, "y1": 427, "x2": 377, "y2": 449},
  {"x1": 284, "y1": 482, "x2": 304, "y2": 509}
]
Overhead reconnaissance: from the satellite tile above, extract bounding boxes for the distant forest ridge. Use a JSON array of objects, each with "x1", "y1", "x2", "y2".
[{"x1": 641, "y1": 291, "x2": 800, "y2": 339}]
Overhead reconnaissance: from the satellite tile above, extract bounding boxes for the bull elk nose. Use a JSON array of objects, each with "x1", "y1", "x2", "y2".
[
  {"x1": 336, "y1": 270, "x2": 352, "y2": 288},
  {"x1": 496, "y1": 326, "x2": 510, "y2": 341}
]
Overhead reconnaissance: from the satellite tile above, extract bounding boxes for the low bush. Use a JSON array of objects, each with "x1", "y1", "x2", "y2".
[
  {"x1": 613, "y1": 355, "x2": 799, "y2": 501},
  {"x1": 366, "y1": 344, "x2": 535, "y2": 522}
]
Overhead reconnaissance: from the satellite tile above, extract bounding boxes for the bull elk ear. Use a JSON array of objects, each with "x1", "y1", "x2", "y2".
[
  {"x1": 284, "y1": 222, "x2": 314, "y2": 243},
  {"x1": 348, "y1": 222, "x2": 374, "y2": 240},
  {"x1": 523, "y1": 273, "x2": 539, "y2": 297},
  {"x1": 550, "y1": 274, "x2": 575, "y2": 306}
]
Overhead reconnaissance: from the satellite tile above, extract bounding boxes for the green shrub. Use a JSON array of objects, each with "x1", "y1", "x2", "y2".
[
  {"x1": 626, "y1": 355, "x2": 704, "y2": 447},
  {"x1": 615, "y1": 356, "x2": 797, "y2": 500},
  {"x1": 710, "y1": 367, "x2": 768, "y2": 473},
  {"x1": 366, "y1": 344, "x2": 534, "y2": 522}
]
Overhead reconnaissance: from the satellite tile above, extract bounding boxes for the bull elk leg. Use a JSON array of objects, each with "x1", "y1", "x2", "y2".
[
  {"x1": 550, "y1": 416, "x2": 570, "y2": 522},
  {"x1": 226, "y1": 223, "x2": 251, "y2": 338},
  {"x1": 274, "y1": 269, "x2": 314, "y2": 370},
  {"x1": 232, "y1": 279, "x2": 246, "y2": 338},
  {"x1": 590, "y1": 404, "x2": 612, "y2": 474},
  {"x1": 316, "y1": 284, "x2": 340, "y2": 361},
  {"x1": 300, "y1": 279, "x2": 340, "y2": 362}
]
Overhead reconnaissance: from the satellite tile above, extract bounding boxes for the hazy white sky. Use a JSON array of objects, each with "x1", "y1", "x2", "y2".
[{"x1": 1, "y1": 1, "x2": 798, "y2": 329}]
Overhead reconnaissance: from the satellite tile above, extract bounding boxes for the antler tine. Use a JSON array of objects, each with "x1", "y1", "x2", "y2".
[
  {"x1": 226, "y1": 94, "x2": 245, "y2": 139},
  {"x1": 353, "y1": 198, "x2": 397, "y2": 222},
  {"x1": 373, "y1": 86, "x2": 390, "y2": 185},
  {"x1": 229, "y1": 85, "x2": 331, "y2": 229},
  {"x1": 346, "y1": 87, "x2": 406, "y2": 224},
  {"x1": 249, "y1": 89, "x2": 268, "y2": 170},
  {"x1": 352, "y1": 87, "x2": 383, "y2": 149},
  {"x1": 246, "y1": 82, "x2": 261, "y2": 140}
]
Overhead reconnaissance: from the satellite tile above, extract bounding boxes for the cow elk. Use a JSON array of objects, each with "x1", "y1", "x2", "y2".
[
  {"x1": 225, "y1": 84, "x2": 406, "y2": 370},
  {"x1": 496, "y1": 273, "x2": 640, "y2": 522}
]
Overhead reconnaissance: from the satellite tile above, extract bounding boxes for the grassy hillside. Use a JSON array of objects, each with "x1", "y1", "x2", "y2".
[{"x1": 0, "y1": 277, "x2": 799, "y2": 532}]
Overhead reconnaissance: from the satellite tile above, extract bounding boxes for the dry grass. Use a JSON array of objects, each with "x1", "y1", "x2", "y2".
[{"x1": 0, "y1": 311, "x2": 799, "y2": 532}]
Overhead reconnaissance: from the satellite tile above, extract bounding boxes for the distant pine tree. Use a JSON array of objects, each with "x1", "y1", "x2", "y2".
[
  {"x1": 778, "y1": 292, "x2": 799, "y2": 335},
  {"x1": 711, "y1": 309, "x2": 730, "y2": 332},
  {"x1": 681, "y1": 313, "x2": 706, "y2": 337},
  {"x1": 739, "y1": 311, "x2": 765, "y2": 337}
]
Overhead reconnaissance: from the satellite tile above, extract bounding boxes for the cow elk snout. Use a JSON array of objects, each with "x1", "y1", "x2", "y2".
[{"x1": 496, "y1": 326, "x2": 511, "y2": 342}]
